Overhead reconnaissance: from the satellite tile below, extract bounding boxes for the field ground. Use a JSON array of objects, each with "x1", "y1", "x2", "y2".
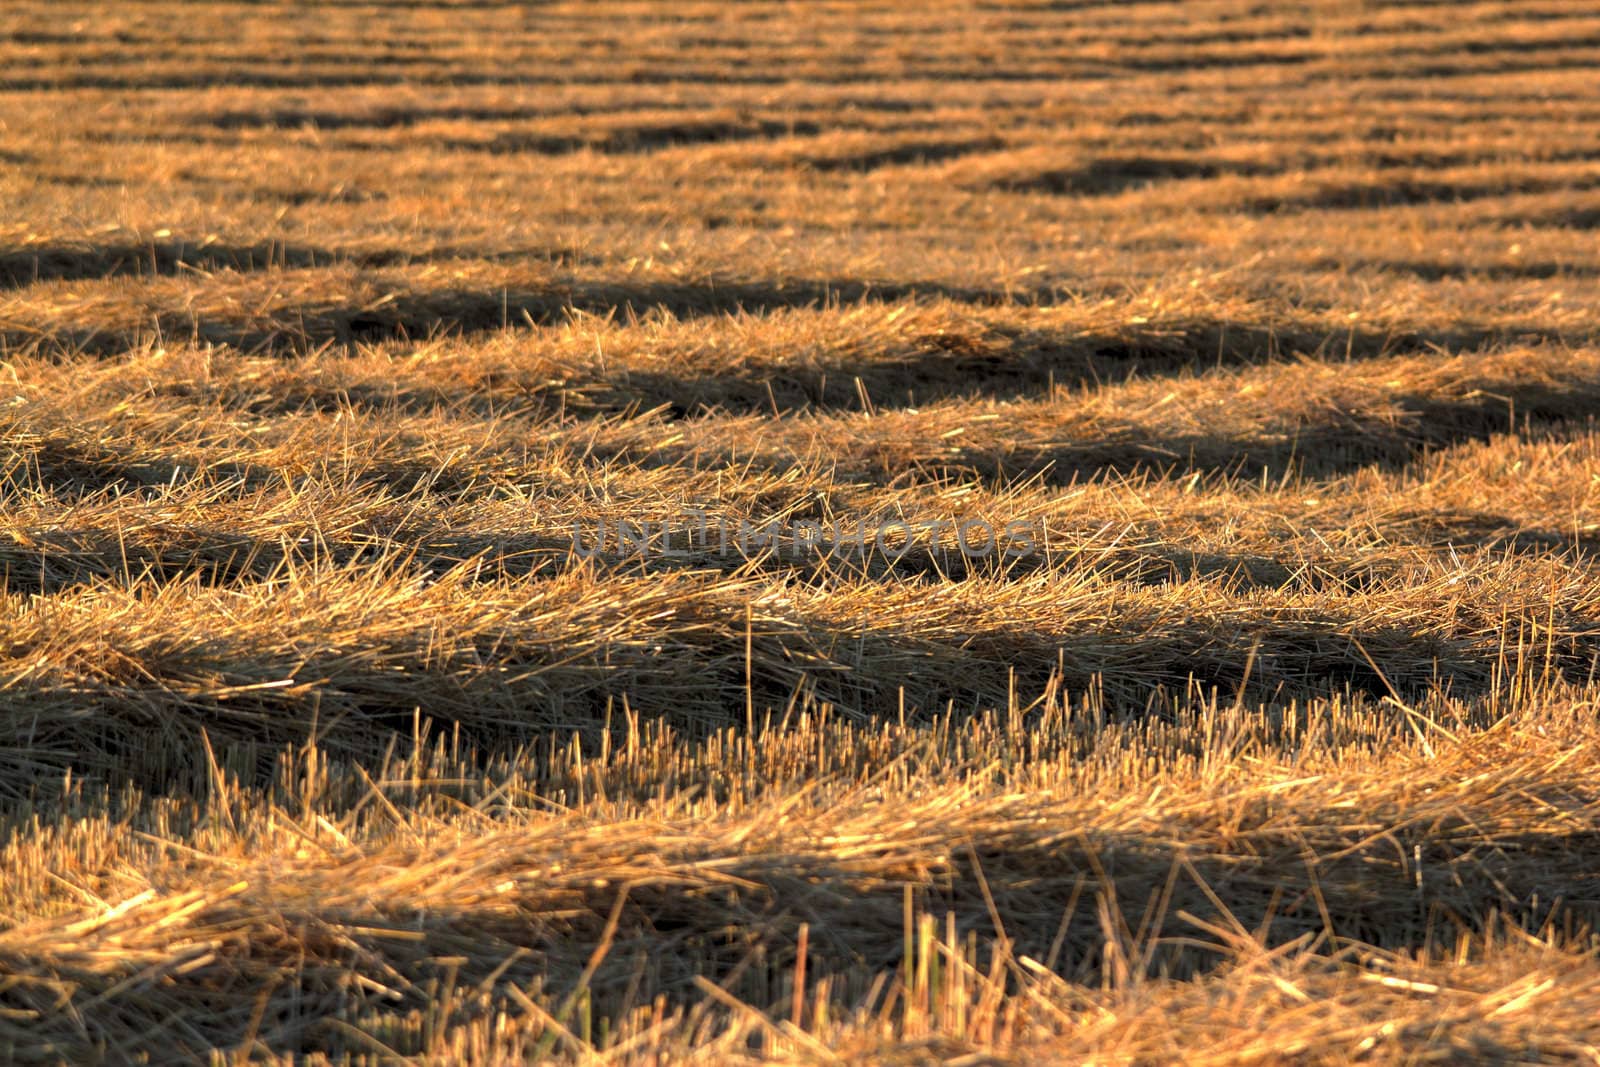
[{"x1": 5, "y1": 1, "x2": 1600, "y2": 1062}]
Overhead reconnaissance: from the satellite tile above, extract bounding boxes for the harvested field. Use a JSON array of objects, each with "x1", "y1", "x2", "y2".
[{"x1": 4, "y1": 1, "x2": 1600, "y2": 1062}]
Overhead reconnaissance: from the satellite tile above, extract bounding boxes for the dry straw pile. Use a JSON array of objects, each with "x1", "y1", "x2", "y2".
[{"x1": 3, "y1": 0, "x2": 1600, "y2": 1061}]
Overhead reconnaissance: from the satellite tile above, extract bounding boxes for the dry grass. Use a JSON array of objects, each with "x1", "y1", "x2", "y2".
[{"x1": 4, "y1": 1, "x2": 1600, "y2": 1062}]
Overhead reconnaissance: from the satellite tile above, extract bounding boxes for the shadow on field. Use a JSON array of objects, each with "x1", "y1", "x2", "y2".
[
  {"x1": 969, "y1": 145, "x2": 1600, "y2": 200},
  {"x1": 451, "y1": 116, "x2": 826, "y2": 156},
  {"x1": 601, "y1": 318, "x2": 1569, "y2": 417},
  {"x1": 9, "y1": 431, "x2": 552, "y2": 508},
  {"x1": 8, "y1": 563, "x2": 1595, "y2": 784},
  {"x1": 0, "y1": 239, "x2": 593, "y2": 289},
  {"x1": 127, "y1": 304, "x2": 1575, "y2": 423},
  {"x1": 16, "y1": 264, "x2": 1576, "y2": 417},
  {"x1": 582, "y1": 371, "x2": 1600, "y2": 486},
  {"x1": 0, "y1": 276, "x2": 1022, "y2": 358},
  {"x1": 1243, "y1": 172, "x2": 1600, "y2": 214},
  {"x1": 220, "y1": 319, "x2": 1591, "y2": 426},
  {"x1": 952, "y1": 381, "x2": 1600, "y2": 483},
  {"x1": 3, "y1": 67, "x2": 806, "y2": 93},
  {"x1": 1498, "y1": 206, "x2": 1600, "y2": 231},
  {"x1": 8, "y1": 435, "x2": 276, "y2": 497},
  {"x1": 1305, "y1": 256, "x2": 1600, "y2": 281},
  {"x1": 18, "y1": 807, "x2": 1600, "y2": 1065},
  {"x1": 0, "y1": 526, "x2": 283, "y2": 594},
  {"x1": 215, "y1": 314, "x2": 1386, "y2": 419},
  {"x1": 1118, "y1": 47, "x2": 1317, "y2": 73},
  {"x1": 790, "y1": 135, "x2": 1007, "y2": 172},
  {"x1": 980, "y1": 154, "x2": 1276, "y2": 197},
  {"x1": 192, "y1": 98, "x2": 706, "y2": 131},
  {"x1": 11, "y1": 490, "x2": 1588, "y2": 603},
  {"x1": 0, "y1": 519, "x2": 582, "y2": 596},
  {"x1": 1397, "y1": 53, "x2": 1600, "y2": 80},
  {"x1": 13, "y1": 815, "x2": 1600, "y2": 1063}
]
